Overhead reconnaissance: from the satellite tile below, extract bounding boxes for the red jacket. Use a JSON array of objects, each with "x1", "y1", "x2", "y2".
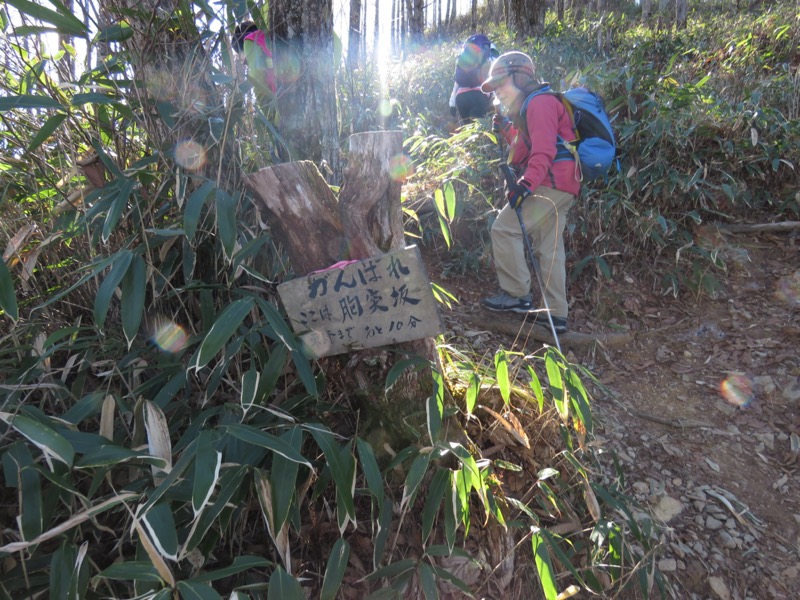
[{"x1": 501, "y1": 92, "x2": 580, "y2": 197}]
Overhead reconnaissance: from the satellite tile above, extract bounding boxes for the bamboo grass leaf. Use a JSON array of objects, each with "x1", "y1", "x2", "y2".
[
  {"x1": 267, "y1": 567, "x2": 304, "y2": 600},
  {"x1": 531, "y1": 528, "x2": 558, "y2": 600},
  {"x1": 192, "y1": 297, "x2": 254, "y2": 370},
  {"x1": 192, "y1": 430, "x2": 221, "y2": 517},
  {"x1": 320, "y1": 538, "x2": 349, "y2": 600},
  {"x1": 177, "y1": 580, "x2": 224, "y2": 600},
  {"x1": 0, "y1": 94, "x2": 64, "y2": 111},
  {"x1": 0, "y1": 412, "x2": 74, "y2": 467},
  {"x1": 493, "y1": 350, "x2": 510, "y2": 405},
  {"x1": 5, "y1": 0, "x2": 86, "y2": 35},
  {"x1": 141, "y1": 502, "x2": 179, "y2": 561},
  {"x1": 120, "y1": 253, "x2": 146, "y2": 347},
  {"x1": 215, "y1": 189, "x2": 237, "y2": 259},
  {"x1": 27, "y1": 112, "x2": 67, "y2": 152},
  {"x1": 225, "y1": 424, "x2": 311, "y2": 466},
  {"x1": 184, "y1": 180, "x2": 215, "y2": 241},
  {"x1": 0, "y1": 257, "x2": 19, "y2": 322},
  {"x1": 94, "y1": 249, "x2": 133, "y2": 332}
]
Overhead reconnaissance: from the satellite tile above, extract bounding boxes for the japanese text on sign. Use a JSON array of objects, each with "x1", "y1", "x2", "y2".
[{"x1": 277, "y1": 246, "x2": 443, "y2": 358}]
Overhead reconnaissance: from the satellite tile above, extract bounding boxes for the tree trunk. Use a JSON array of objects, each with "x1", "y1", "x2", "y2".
[
  {"x1": 676, "y1": 0, "x2": 687, "y2": 29},
  {"x1": 509, "y1": 0, "x2": 547, "y2": 39},
  {"x1": 348, "y1": 0, "x2": 362, "y2": 70},
  {"x1": 244, "y1": 131, "x2": 439, "y2": 447},
  {"x1": 269, "y1": 0, "x2": 341, "y2": 183},
  {"x1": 411, "y1": 0, "x2": 425, "y2": 42}
]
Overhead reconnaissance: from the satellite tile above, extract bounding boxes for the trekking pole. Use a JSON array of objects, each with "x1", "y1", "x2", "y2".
[{"x1": 492, "y1": 104, "x2": 562, "y2": 353}]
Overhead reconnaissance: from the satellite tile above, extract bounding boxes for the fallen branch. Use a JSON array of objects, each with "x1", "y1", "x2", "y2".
[{"x1": 459, "y1": 310, "x2": 634, "y2": 350}]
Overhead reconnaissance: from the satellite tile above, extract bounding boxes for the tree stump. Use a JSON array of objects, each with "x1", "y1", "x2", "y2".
[{"x1": 245, "y1": 131, "x2": 439, "y2": 449}]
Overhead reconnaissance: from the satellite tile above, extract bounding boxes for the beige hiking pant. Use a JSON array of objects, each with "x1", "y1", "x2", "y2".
[{"x1": 490, "y1": 186, "x2": 575, "y2": 318}]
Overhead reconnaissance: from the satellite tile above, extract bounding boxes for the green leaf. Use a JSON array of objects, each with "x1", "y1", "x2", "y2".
[
  {"x1": 267, "y1": 567, "x2": 304, "y2": 600},
  {"x1": 62, "y1": 392, "x2": 105, "y2": 424},
  {"x1": 184, "y1": 180, "x2": 215, "y2": 241},
  {"x1": 525, "y1": 365, "x2": 545, "y2": 412},
  {"x1": 356, "y1": 437, "x2": 384, "y2": 507},
  {"x1": 142, "y1": 502, "x2": 179, "y2": 561},
  {"x1": 5, "y1": 444, "x2": 43, "y2": 539},
  {"x1": 364, "y1": 558, "x2": 416, "y2": 581},
  {"x1": 270, "y1": 427, "x2": 302, "y2": 534},
  {"x1": 27, "y1": 112, "x2": 67, "y2": 152},
  {"x1": 5, "y1": 0, "x2": 86, "y2": 36},
  {"x1": 426, "y1": 371, "x2": 444, "y2": 444},
  {"x1": 224, "y1": 424, "x2": 311, "y2": 466},
  {"x1": 192, "y1": 430, "x2": 221, "y2": 516},
  {"x1": 443, "y1": 180, "x2": 457, "y2": 221},
  {"x1": 102, "y1": 177, "x2": 134, "y2": 242},
  {"x1": 94, "y1": 249, "x2": 133, "y2": 332},
  {"x1": 0, "y1": 94, "x2": 63, "y2": 112},
  {"x1": 71, "y1": 92, "x2": 121, "y2": 106},
  {"x1": 193, "y1": 297, "x2": 254, "y2": 370},
  {"x1": 1, "y1": 412, "x2": 74, "y2": 467},
  {"x1": 96, "y1": 561, "x2": 163, "y2": 582},
  {"x1": 544, "y1": 350, "x2": 566, "y2": 418},
  {"x1": 494, "y1": 350, "x2": 510, "y2": 405},
  {"x1": 531, "y1": 529, "x2": 558, "y2": 600},
  {"x1": 215, "y1": 189, "x2": 237, "y2": 259},
  {"x1": 320, "y1": 538, "x2": 349, "y2": 600},
  {"x1": 50, "y1": 541, "x2": 77, "y2": 600},
  {"x1": 92, "y1": 21, "x2": 133, "y2": 43},
  {"x1": 418, "y1": 562, "x2": 439, "y2": 600},
  {"x1": 75, "y1": 445, "x2": 167, "y2": 469},
  {"x1": 434, "y1": 188, "x2": 447, "y2": 222},
  {"x1": 421, "y1": 469, "x2": 449, "y2": 546},
  {"x1": 120, "y1": 253, "x2": 146, "y2": 346},
  {"x1": 190, "y1": 556, "x2": 271, "y2": 583},
  {"x1": 0, "y1": 257, "x2": 19, "y2": 322},
  {"x1": 400, "y1": 452, "x2": 431, "y2": 514},
  {"x1": 177, "y1": 580, "x2": 224, "y2": 600},
  {"x1": 309, "y1": 427, "x2": 356, "y2": 533},
  {"x1": 385, "y1": 356, "x2": 429, "y2": 391},
  {"x1": 465, "y1": 373, "x2": 479, "y2": 415}
]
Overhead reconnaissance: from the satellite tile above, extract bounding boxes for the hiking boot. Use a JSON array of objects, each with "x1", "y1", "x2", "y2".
[
  {"x1": 533, "y1": 314, "x2": 568, "y2": 334},
  {"x1": 481, "y1": 291, "x2": 533, "y2": 314}
]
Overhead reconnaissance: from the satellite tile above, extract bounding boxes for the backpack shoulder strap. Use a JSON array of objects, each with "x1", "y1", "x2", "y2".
[{"x1": 520, "y1": 84, "x2": 554, "y2": 118}]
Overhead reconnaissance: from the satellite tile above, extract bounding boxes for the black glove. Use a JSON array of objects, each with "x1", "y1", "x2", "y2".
[
  {"x1": 450, "y1": 106, "x2": 457, "y2": 117},
  {"x1": 507, "y1": 179, "x2": 531, "y2": 209},
  {"x1": 492, "y1": 114, "x2": 511, "y2": 133}
]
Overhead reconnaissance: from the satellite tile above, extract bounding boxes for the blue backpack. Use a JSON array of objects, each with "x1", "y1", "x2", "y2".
[{"x1": 521, "y1": 85, "x2": 618, "y2": 181}]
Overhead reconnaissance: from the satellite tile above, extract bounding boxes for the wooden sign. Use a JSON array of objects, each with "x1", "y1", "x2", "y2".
[{"x1": 277, "y1": 246, "x2": 444, "y2": 358}]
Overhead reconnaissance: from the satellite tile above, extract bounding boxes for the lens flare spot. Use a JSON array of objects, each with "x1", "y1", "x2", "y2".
[
  {"x1": 389, "y1": 154, "x2": 414, "y2": 182},
  {"x1": 720, "y1": 373, "x2": 754, "y2": 407},
  {"x1": 174, "y1": 140, "x2": 207, "y2": 171},
  {"x1": 775, "y1": 270, "x2": 800, "y2": 307},
  {"x1": 276, "y1": 54, "x2": 302, "y2": 86},
  {"x1": 144, "y1": 68, "x2": 175, "y2": 102},
  {"x1": 153, "y1": 321, "x2": 188, "y2": 353},
  {"x1": 378, "y1": 98, "x2": 395, "y2": 118}
]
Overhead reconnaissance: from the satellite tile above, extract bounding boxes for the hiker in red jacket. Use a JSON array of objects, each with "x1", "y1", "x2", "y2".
[
  {"x1": 480, "y1": 51, "x2": 580, "y2": 334},
  {"x1": 233, "y1": 21, "x2": 277, "y2": 97}
]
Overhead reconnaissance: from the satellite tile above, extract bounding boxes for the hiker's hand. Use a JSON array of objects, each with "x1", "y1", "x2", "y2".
[
  {"x1": 492, "y1": 114, "x2": 511, "y2": 133},
  {"x1": 506, "y1": 179, "x2": 531, "y2": 209},
  {"x1": 450, "y1": 106, "x2": 457, "y2": 117}
]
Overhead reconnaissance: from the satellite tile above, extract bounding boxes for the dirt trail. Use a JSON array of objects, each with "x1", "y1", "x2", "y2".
[{"x1": 430, "y1": 229, "x2": 800, "y2": 599}]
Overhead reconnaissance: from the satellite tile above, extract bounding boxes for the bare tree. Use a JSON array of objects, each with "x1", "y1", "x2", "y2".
[{"x1": 269, "y1": 0, "x2": 341, "y2": 181}]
